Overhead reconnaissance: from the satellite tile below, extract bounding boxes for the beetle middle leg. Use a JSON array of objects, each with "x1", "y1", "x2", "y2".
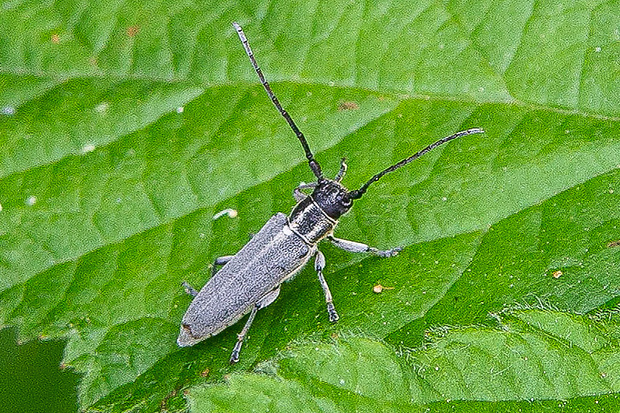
[
  {"x1": 211, "y1": 255, "x2": 234, "y2": 276},
  {"x1": 182, "y1": 255, "x2": 235, "y2": 298},
  {"x1": 230, "y1": 286, "x2": 281, "y2": 364},
  {"x1": 327, "y1": 236, "x2": 402, "y2": 257},
  {"x1": 315, "y1": 250, "x2": 339, "y2": 323}
]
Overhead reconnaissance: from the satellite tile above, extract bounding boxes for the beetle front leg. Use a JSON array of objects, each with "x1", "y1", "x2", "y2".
[
  {"x1": 230, "y1": 286, "x2": 281, "y2": 364},
  {"x1": 315, "y1": 250, "x2": 339, "y2": 323},
  {"x1": 327, "y1": 236, "x2": 402, "y2": 257},
  {"x1": 293, "y1": 182, "x2": 317, "y2": 202}
]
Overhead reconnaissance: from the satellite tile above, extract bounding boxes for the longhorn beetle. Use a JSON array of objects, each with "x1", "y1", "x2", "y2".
[{"x1": 177, "y1": 22, "x2": 484, "y2": 363}]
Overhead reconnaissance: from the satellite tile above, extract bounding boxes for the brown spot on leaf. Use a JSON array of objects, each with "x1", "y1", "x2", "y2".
[
  {"x1": 51, "y1": 34, "x2": 60, "y2": 44},
  {"x1": 552, "y1": 270, "x2": 563, "y2": 279},
  {"x1": 127, "y1": 25, "x2": 140, "y2": 37},
  {"x1": 608, "y1": 240, "x2": 620, "y2": 248},
  {"x1": 338, "y1": 101, "x2": 359, "y2": 111}
]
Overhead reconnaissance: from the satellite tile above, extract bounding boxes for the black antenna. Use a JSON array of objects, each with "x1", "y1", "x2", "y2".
[
  {"x1": 349, "y1": 128, "x2": 484, "y2": 199},
  {"x1": 233, "y1": 22, "x2": 323, "y2": 180}
]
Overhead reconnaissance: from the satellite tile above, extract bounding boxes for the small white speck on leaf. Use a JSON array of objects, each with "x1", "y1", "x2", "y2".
[
  {"x1": 1, "y1": 106, "x2": 15, "y2": 115},
  {"x1": 176, "y1": 106, "x2": 184, "y2": 113},
  {"x1": 81, "y1": 143, "x2": 96, "y2": 153},
  {"x1": 26, "y1": 196, "x2": 37, "y2": 206},
  {"x1": 95, "y1": 102, "x2": 109, "y2": 113},
  {"x1": 213, "y1": 208, "x2": 238, "y2": 220},
  {"x1": 373, "y1": 284, "x2": 394, "y2": 294}
]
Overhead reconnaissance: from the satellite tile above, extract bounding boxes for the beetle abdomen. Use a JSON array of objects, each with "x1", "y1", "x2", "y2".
[{"x1": 178, "y1": 213, "x2": 313, "y2": 346}]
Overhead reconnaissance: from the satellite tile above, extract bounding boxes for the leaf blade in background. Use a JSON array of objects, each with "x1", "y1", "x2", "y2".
[
  {"x1": 0, "y1": 0, "x2": 617, "y2": 411},
  {"x1": 189, "y1": 309, "x2": 620, "y2": 412}
]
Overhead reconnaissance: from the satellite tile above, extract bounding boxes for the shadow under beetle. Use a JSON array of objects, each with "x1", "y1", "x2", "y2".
[{"x1": 177, "y1": 22, "x2": 484, "y2": 363}]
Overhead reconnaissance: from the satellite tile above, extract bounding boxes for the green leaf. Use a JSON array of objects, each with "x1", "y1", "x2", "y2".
[
  {"x1": 189, "y1": 309, "x2": 620, "y2": 412},
  {"x1": 0, "y1": 0, "x2": 618, "y2": 411},
  {"x1": 0, "y1": 327, "x2": 79, "y2": 413}
]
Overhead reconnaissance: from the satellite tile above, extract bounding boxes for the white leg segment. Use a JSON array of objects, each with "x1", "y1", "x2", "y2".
[
  {"x1": 229, "y1": 286, "x2": 281, "y2": 364},
  {"x1": 293, "y1": 182, "x2": 317, "y2": 202},
  {"x1": 315, "y1": 250, "x2": 339, "y2": 323},
  {"x1": 327, "y1": 236, "x2": 402, "y2": 257}
]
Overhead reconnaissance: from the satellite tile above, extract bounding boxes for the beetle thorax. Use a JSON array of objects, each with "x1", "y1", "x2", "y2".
[{"x1": 288, "y1": 179, "x2": 353, "y2": 245}]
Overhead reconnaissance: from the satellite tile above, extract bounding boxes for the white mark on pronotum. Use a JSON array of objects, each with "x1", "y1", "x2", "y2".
[
  {"x1": 213, "y1": 208, "x2": 238, "y2": 220},
  {"x1": 95, "y1": 102, "x2": 109, "y2": 113},
  {"x1": 26, "y1": 196, "x2": 37, "y2": 206},
  {"x1": 81, "y1": 143, "x2": 96, "y2": 153}
]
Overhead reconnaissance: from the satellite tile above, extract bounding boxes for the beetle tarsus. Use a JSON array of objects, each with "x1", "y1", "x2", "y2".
[
  {"x1": 229, "y1": 341, "x2": 242, "y2": 364},
  {"x1": 327, "y1": 303, "x2": 340, "y2": 323},
  {"x1": 371, "y1": 246, "x2": 403, "y2": 257}
]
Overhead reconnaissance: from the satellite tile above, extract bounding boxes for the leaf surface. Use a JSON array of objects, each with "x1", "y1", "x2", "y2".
[{"x1": 0, "y1": 0, "x2": 617, "y2": 411}]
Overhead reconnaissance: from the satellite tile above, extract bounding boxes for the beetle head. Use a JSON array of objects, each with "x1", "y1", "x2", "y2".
[{"x1": 311, "y1": 178, "x2": 353, "y2": 219}]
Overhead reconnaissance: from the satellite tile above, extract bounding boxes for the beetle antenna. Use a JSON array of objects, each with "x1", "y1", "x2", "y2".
[
  {"x1": 233, "y1": 22, "x2": 323, "y2": 180},
  {"x1": 348, "y1": 128, "x2": 484, "y2": 199}
]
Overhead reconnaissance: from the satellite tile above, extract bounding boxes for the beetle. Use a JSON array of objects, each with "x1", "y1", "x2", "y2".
[{"x1": 177, "y1": 22, "x2": 484, "y2": 363}]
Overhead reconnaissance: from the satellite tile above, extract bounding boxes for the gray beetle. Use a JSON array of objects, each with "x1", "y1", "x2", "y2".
[{"x1": 177, "y1": 22, "x2": 484, "y2": 363}]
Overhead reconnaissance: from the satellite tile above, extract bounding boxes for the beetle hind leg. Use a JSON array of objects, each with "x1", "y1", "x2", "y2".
[
  {"x1": 181, "y1": 282, "x2": 199, "y2": 297},
  {"x1": 230, "y1": 286, "x2": 281, "y2": 364},
  {"x1": 315, "y1": 250, "x2": 339, "y2": 323}
]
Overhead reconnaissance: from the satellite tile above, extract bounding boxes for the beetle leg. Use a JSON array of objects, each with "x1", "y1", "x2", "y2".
[
  {"x1": 293, "y1": 182, "x2": 317, "y2": 202},
  {"x1": 315, "y1": 250, "x2": 339, "y2": 323},
  {"x1": 211, "y1": 255, "x2": 234, "y2": 276},
  {"x1": 181, "y1": 255, "x2": 235, "y2": 298},
  {"x1": 181, "y1": 282, "x2": 199, "y2": 297},
  {"x1": 230, "y1": 286, "x2": 281, "y2": 364},
  {"x1": 327, "y1": 236, "x2": 402, "y2": 258},
  {"x1": 334, "y1": 158, "x2": 347, "y2": 182}
]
